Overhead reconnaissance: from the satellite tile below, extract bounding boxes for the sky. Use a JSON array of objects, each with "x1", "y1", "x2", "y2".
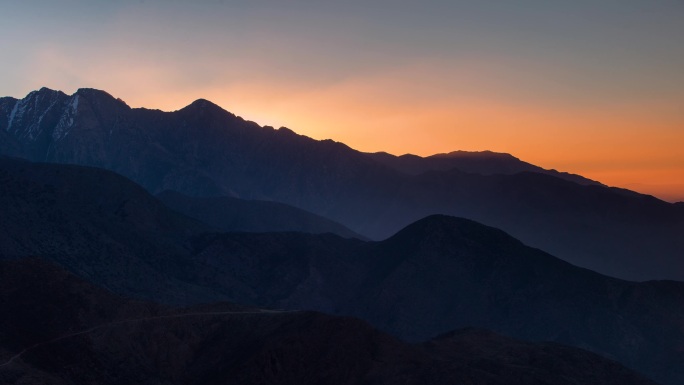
[{"x1": 1, "y1": 0, "x2": 683, "y2": 201}]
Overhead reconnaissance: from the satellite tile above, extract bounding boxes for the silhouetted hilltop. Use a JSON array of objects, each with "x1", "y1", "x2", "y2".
[{"x1": 189, "y1": 215, "x2": 684, "y2": 384}]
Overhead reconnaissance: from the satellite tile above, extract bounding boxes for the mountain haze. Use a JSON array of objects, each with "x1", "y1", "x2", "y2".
[
  {"x1": 0, "y1": 157, "x2": 682, "y2": 384},
  {"x1": 2, "y1": 88, "x2": 682, "y2": 281},
  {"x1": 366, "y1": 150, "x2": 601, "y2": 185},
  {"x1": 188, "y1": 215, "x2": 684, "y2": 385},
  {"x1": 2, "y1": 87, "x2": 683, "y2": 281},
  {"x1": 157, "y1": 190, "x2": 364, "y2": 239}
]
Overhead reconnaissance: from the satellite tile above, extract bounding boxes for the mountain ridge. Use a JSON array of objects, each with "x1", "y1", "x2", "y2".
[
  {"x1": 1, "y1": 87, "x2": 682, "y2": 281},
  {"x1": 366, "y1": 149, "x2": 602, "y2": 186},
  {"x1": 0, "y1": 157, "x2": 683, "y2": 384},
  {"x1": 188, "y1": 214, "x2": 684, "y2": 384},
  {"x1": 0, "y1": 257, "x2": 658, "y2": 385}
]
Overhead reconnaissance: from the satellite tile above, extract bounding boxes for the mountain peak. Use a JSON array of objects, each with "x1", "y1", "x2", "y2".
[
  {"x1": 190, "y1": 98, "x2": 213, "y2": 105},
  {"x1": 277, "y1": 126, "x2": 297, "y2": 136},
  {"x1": 73, "y1": 88, "x2": 129, "y2": 109},
  {"x1": 24, "y1": 87, "x2": 67, "y2": 102},
  {"x1": 430, "y1": 150, "x2": 520, "y2": 161},
  {"x1": 74, "y1": 87, "x2": 114, "y2": 100},
  {"x1": 36, "y1": 86, "x2": 63, "y2": 95},
  {"x1": 387, "y1": 214, "x2": 516, "y2": 246},
  {"x1": 188, "y1": 98, "x2": 223, "y2": 110},
  {"x1": 177, "y1": 98, "x2": 233, "y2": 117},
  {"x1": 397, "y1": 214, "x2": 488, "y2": 233}
]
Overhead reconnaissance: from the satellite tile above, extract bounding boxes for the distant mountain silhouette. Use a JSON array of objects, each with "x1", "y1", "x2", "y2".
[
  {"x1": 0, "y1": 88, "x2": 684, "y2": 280},
  {"x1": 366, "y1": 150, "x2": 600, "y2": 185},
  {"x1": 1, "y1": 87, "x2": 683, "y2": 281},
  {"x1": 157, "y1": 190, "x2": 364, "y2": 239},
  {"x1": 0, "y1": 258, "x2": 658, "y2": 385},
  {"x1": 0, "y1": 157, "x2": 681, "y2": 383}
]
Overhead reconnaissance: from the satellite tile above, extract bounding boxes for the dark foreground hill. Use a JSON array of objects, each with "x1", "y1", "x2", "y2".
[
  {"x1": 0, "y1": 156, "x2": 221, "y2": 303},
  {"x1": 188, "y1": 216, "x2": 684, "y2": 385},
  {"x1": 1, "y1": 88, "x2": 683, "y2": 281},
  {"x1": 156, "y1": 190, "x2": 364, "y2": 239},
  {"x1": 0, "y1": 258, "x2": 658, "y2": 385},
  {"x1": 1, "y1": 157, "x2": 683, "y2": 384}
]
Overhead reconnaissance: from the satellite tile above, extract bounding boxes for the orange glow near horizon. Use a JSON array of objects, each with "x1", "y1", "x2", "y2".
[
  {"x1": 18, "y1": 55, "x2": 684, "y2": 203},
  {"x1": 4, "y1": 1, "x2": 683, "y2": 202},
  {"x1": 109, "y1": 84, "x2": 683, "y2": 203}
]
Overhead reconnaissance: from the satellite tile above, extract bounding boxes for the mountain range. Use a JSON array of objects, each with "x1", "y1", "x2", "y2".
[
  {"x1": 1, "y1": 155, "x2": 683, "y2": 384},
  {"x1": 0, "y1": 258, "x2": 657, "y2": 385},
  {"x1": 2, "y1": 87, "x2": 684, "y2": 384},
  {"x1": 1, "y1": 87, "x2": 682, "y2": 281},
  {"x1": 365, "y1": 150, "x2": 601, "y2": 185}
]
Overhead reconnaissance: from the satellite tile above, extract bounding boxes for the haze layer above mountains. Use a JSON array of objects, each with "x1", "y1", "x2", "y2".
[{"x1": 1, "y1": 87, "x2": 682, "y2": 281}]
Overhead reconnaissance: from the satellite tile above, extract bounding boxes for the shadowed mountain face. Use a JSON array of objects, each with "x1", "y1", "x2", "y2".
[
  {"x1": 1, "y1": 88, "x2": 683, "y2": 280},
  {"x1": 188, "y1": 216, "x2": 684, "y2": 385},
  {"x1": 156, "y1": 190, "x2": 365, "y2": 239},
  {"x1": 0, "y1": 156, "x2": 223, "y2": 304},
  {"x1": 0, "y1": 157, "x2": 683, "y2": 383},
  {"x1": 0, "y1": 258, "x2": 658, "y2": 385}
]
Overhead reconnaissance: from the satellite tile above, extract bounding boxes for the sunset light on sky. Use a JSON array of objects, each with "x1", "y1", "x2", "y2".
[{"x1": 2, "y1": 0, "x2": 683, "y2": 201}]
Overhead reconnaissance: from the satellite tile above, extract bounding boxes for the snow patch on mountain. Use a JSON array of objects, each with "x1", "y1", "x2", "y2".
[
  {"x1": 70, "y1": 93, "x2": 79, "y2": 113},
  {"x1": 24, "y1": 92, "x2": 44, "y2": 140},
  {"x1": 53, "y1": 95, "x2": 79, "y2": 140},
  {"x1": 6, "y1": 100, "x2": 20, "y2": 132}
]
